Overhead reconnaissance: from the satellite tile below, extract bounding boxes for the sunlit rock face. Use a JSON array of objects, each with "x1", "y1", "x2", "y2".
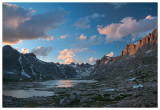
[
  {"x1": 95, "y1": 28, "x2": 157, "y2": 68},
  {"x1": 121, "y1": 28, "x2": 157, "y2": 57},
  {"x1": 90, "y1": 29, "x2": 157, "y2": 81}
]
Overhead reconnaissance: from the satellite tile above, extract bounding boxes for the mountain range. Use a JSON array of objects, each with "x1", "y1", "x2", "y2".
[{"x1": 3, "y1": 29, "x2": 157, "y2": 81}]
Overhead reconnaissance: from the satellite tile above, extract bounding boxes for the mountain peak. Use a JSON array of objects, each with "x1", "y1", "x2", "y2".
[
  {"x1": 121, "y1": 28, "x2": 157, "y2": 57},
  {"x1": 3, "y1": 45, "x2": 13, "y2": 50},
  {"x1": 96, "y1": 28, "x2": 158, "y2": 68}
]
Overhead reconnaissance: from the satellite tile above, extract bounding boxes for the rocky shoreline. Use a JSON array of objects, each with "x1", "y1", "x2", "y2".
[{"x1": 3, "y1": 77, "x2": 157, "y2": 107}]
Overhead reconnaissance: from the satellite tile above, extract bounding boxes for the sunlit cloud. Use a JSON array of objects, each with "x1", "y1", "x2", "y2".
[
  {"x1": 89, "y1": 58, "x2": 97, "y2": 63},
  {"x1": 65, "y1": 58, "x2": 78, "y2": 64},
  {"x1": 57, "y1": 48, "x2": 87, "y2": 64},
  {"x1": 31, "y1": 46, "x2": 52, "y2": 56},
  {"x1": 97, "y1": 15, "x2": 157, "y2": 43},
  {"x1": 145, "y1": 15, "x2": 154, "y2": 19},
  {"x1": 79, "y1": 34, "x2": 87, "y2": 40},
  {"x1": 3, "y1": 3, "x2": 34, "y2": 29},
  {"x1": 58, "y1": 49, "x2": 75, "y2": 60},
  {"x1": 60, "y1": 34, "x2": 68, "y2": 39},
  {"x1": 43, "y1": 36, "x2": 54, "y2": 41},
  {"x1": 106, "y1": 52, "x2": 114, "y2": 57},
  {"x1": 21, "y1": 48, "x2": 29, "y2": 54},
  {"x1": 3, "y1": 3, "x2": 67, "y2": 45},
  {"x1": 90, "y1": 35, "x2": 97, "y2": 39}
]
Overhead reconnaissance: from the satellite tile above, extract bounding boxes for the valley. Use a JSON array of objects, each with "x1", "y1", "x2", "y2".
[{"x1": 3, "y1": 29, "x2": 158, "y2": 107}]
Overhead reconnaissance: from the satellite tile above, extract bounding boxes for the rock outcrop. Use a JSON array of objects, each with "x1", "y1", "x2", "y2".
[
  {"x1": 120, "y1": 28, "x2": 157, "y2": 57},
  {"x1": 95, "y1": 28, "x2": 158, "y2": 68}
]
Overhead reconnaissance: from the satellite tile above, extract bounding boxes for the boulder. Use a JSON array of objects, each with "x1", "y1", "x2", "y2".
[{"x1": 60, "y1": 97, "x2": 72, "y2": 105}]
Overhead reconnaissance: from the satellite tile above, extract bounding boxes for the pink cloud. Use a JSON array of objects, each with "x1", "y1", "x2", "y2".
[
  {"x1": 89, "y1": 58, "x2": 97, "y2": 63},
  {"x1": 97, "y1": 15, "x2": 157, "y2": 43},
  {"x1": 79, "y1": 34, "x2": 87, "y2": 40},
  {"x1": 21, "y1": 48, "x2": 29, "y2": 54},
  {"x1": 3, "y1": 3, "x2": 67, "y2": 45},
  {"x1": 60, "y1": 35, "x2": 68, "y2": 39},
  {"x1": 44, "y1": 36, "x2": 54, "y2": 41},
  {"x1": 90, "y1": 35, "x2": 97, "y2": 39},
  {"x1": 65, "y1": 58, "x2": 78, "y2": 64},
  {"x1": 57, "y1": 48, "x2": 87, "y2": 64},
  {"x1": 106, "y1": 52, "x2": 114, "y2": 57}
]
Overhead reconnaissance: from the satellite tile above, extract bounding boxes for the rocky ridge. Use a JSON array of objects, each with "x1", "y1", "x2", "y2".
[
  {"x1": 3, "y1": 46, "x2": 94, "y2": 81},
  {"x1": 95, "y1": 29, "x2": 157, "y2": 69}
]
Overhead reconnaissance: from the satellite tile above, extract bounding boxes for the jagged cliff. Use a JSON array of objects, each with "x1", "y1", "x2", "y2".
[
  {"x1": 120, "y1": 29, "x2": 157, "y2": 56},
  {"x1": 95, "y1": 29, "x2": 158, "y2": 68}
]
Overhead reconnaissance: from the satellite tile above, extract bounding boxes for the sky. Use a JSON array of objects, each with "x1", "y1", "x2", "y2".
[{"x1": 2, "y1": 2, "x2": 157, "y2": 64}]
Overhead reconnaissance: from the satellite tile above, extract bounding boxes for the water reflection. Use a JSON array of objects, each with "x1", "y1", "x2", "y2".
[
  {"x1": 3, "y1": 89, "x2": 54, "y2": 98},
  {"x1": 3, "y1": 80, "x2": 97, "y2": 98},
  {"x1": 41, "y1": 80, "x2": 97, "y2": 88},
  {"x1": 57, "y1": 80, "x2": 73, "y2": 87}
]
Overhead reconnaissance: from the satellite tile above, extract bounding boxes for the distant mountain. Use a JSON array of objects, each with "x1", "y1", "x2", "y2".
[
  {"x1": 3, "y1": 29, "x2": 158, "y2": 81},
  {"x1": 90, "y1": 28, "x2": 157, "y2": 80},
  {"x1": 3, "y1": 46, "x2": 94, "y2": 81}
]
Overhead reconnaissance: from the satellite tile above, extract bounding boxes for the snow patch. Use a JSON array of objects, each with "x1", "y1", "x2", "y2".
[
  {"x1": 76, "y1": 65, "x2": 94, "y2": 78},
  {"x1": 145, "y1": 50, "x2": 152, "y2": 54},
  {"x1": 21, "y1": 69, "x2": 31, "y2": 78},
  {"x1": 133, "y1": 84, "x2": 143, "y2": 89},
  {"x1": 19, "y1": 55, "x2": 31, "y2": 79},
  {"x1": 23, "y1": 56, "x2": 37, "y2": 77},
  {"x1": 69, "y1": 64, "x2": 77, "y2": 68},
  {"x1": 126, "y1": 77, "x2": 136, "y2": 81},
  {"x1": 6, "y1": 71, "x2": 15, "y2": 74},
  {"x1": 104, "y1": 89, "x2": 118, "y2": 92}
]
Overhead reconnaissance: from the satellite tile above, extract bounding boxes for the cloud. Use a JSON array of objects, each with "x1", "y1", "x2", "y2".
[
  {"x1": 106, "y1": 52, "x2": 114, "y2": 57},
  {"x1": 3, "y1": 3, "x2": 34, "y2": 29},
  {"x1": 74, "y1": 35, "x2": 104, "y2": 48},
  {"x1": 3, "y1": 3, "x2": 67, "y2": 45},
  {"x1": 44, "y1": 36, "x2": 54, "y2": 41},
  {"x1": 57, "y1": 49, "x2": 75, "y2": 60},
  {"x1": 90, "y1": 13, "x2": 105, "y2": 19},
  {"x1": 65, "y1": 58, "x2": 78, "y2": 64},
  {"x1": 73, "y1": 13, "x2": 105, "y2": 29},
  {"x1": 31, "y1": 46, "x2": 52, "y2": 56},
  {"x1": 57, "y1": 48, "x2": 87, "y2": 64},
  {"x1": 73, "y1": 16, "x2": 90, "y2": 29},
  {"x1": 60, "y1": 34, "x2": 68, "y2": 39},
  {"x1": 145, "y1": 15, "x2": 154, "y2": 19},
  {"x1": 97, "y1": 15, "x2": 157, "y2": 43},
  {"x1": 111, "y1": 3, "x2": 127, "y2": 9},
  {"x1": 79, "y1": 34, "x2": 87, "y2": 40},
  {"x1": 90, "y1": 35, "x2": 97, "y2": 39},
  {"x1": 89, "y1": 58, "x2": 97, "y2": 63},
  {"x1": 21, "y1": 48, "x2": 29, "y2": 54},
  {"x1": 73, "y1": 48, "x2": 88, "y2": 53}
]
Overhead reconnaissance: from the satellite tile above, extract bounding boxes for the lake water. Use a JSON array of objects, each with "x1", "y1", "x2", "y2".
[{"x1": 3, "y1": 80, "x2": 97, "y2": 98}]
